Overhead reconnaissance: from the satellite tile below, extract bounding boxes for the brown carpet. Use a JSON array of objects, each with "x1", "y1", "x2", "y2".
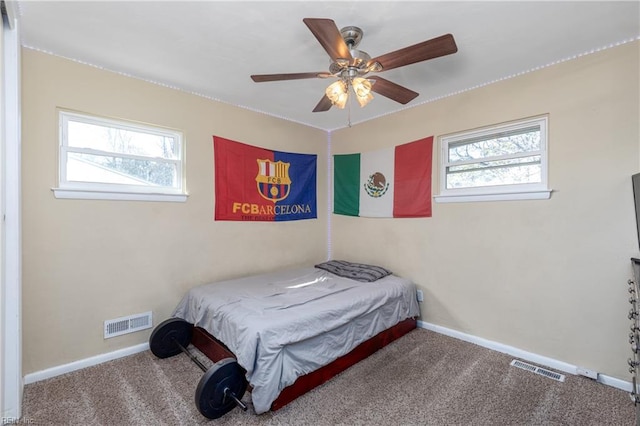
[{"x1": 22, "y1": 329, "x2": 635, "y2": 425}]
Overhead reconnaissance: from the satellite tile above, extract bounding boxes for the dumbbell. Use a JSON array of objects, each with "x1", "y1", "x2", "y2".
[{"x1": 149, "y1": 318, "x2": 248, "y2": 419}]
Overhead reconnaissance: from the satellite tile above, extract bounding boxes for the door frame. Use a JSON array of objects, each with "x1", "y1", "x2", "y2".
[{"x1": 2, "y1": 1, "x2": 22, "y2": 421}]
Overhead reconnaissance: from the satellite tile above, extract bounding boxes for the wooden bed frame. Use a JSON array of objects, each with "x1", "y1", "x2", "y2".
[{"x1": 191, "y1": 317, "x2": 417, "y2": 411}]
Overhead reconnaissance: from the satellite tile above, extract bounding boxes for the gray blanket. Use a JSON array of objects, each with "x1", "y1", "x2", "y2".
[{"x1": 172, "y1": 267, "x2": 419, "y2": 414}]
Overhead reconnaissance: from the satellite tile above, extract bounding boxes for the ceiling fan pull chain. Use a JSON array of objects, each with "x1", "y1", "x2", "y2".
[{"x1": 347, "y1": 88, "x2": 352, "y2": 127}]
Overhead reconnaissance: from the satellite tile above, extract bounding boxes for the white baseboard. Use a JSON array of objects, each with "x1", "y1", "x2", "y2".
[
  {"x1": 596, "y1": 373, "x2": 635, "y2": 393},
  {"x1": 23, "y1": 323, "x2": 635, "y2": 395},
  {"x1": 417, "y1": 320, "x2": 634, "y2": 393},
  {"x1": 23, "y1": 343, "x2": 149, "y2": 385}
]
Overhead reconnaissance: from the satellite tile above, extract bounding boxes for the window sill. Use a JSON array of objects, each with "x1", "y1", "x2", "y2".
[
  {"x1": 434, "y1": 189, "x2": 552, "y2": 203},
  {"x1": 52, "y1": 188, "x2": 188, "y2": 202}
]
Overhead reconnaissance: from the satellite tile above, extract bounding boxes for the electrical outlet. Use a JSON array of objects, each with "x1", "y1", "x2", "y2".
[
  {"x1": 576, "y1": 366, "x2": 598, "y2": 380},
  {"x1": 416, "y1": 289, "x2": 424, "y2": 302}
]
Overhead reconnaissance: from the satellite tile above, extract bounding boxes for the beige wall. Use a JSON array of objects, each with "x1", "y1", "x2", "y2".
[
  {"x1": 21, "y1": 49, "x2": 327, "y2": 374},
  {"x1": 331, "y1": 41, "x2": 640, "y2": 380},
  {"x1": 22, "y1": 41, "x2": 640, "y2": 382}
]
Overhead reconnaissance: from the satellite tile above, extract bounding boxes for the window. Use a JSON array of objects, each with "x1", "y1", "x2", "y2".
[
  {"x1": 435, "y1": 116, "x2": 551, "y2": 203},
  {"x1": 54, "y1": 111, "x2": 187, "y2": 201}
]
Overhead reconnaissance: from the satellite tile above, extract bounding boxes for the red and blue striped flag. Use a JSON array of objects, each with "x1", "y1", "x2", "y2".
[{"x1": 214, "y1": 136, "x2": 317, "y2": 221}]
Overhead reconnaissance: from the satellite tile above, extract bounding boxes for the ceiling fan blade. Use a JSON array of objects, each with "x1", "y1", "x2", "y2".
[
  {"x1": 312, "y1": 95, "x2": 333, "y2": 112},
  {"x1": 368, "y1": 34, "x2": 457, "y2": 72},
  {"x1": 368, "y1": 76, "x2": 419, "y2": 105},
  {"x1": 303, "y1": 18, "x2": 352, "y2": 62},
  {"x1": 251, "y1": 72, "x2": 331, "y2": 82}
]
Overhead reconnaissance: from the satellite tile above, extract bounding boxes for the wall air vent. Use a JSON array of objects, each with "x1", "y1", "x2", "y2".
[
  {"x1": 104, "y1": 311, "x2": 153, "y2": 339},
  {"x1": 510, "y1": 359, "x2": 566, "y2": 382}
]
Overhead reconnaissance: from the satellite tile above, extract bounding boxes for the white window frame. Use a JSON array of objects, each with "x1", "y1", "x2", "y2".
[
  {"x1": 435, "y1": 116, "x2": 551, "y2": 203},
  {"x1": 53, "y1": 110, "x2": 187, "y2": 202}
]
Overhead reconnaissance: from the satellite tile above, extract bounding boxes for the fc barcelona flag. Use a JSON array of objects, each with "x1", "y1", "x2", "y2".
[{"x1": 214, "y1": 136, "x2": 317, "y2": 221}]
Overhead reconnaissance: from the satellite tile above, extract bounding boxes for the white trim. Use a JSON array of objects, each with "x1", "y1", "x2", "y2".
[
  {"x1": 2, "y1": 2, "x2": 18, "y2": 29},
  {"x1": 23, "y1": 321, "x2": 636, "y2": 395},
  {"x1": 58, "y1": 110, "x2": 186, "y2": 199},
  {"x1": 417, "y1": 320, "x2": 634, "y2": 393},
  {"x1": 1, "y1": 13, "x2": 21, "y2": 421},
  {"x1": 596, "y1": 374, "x2": 635, "y2": 393},
  {"x1": 326, "y1": 131, "x2": 332, "y2": 260},
  {"x1": 438, "y1": 116, "x2": 549, "y2": 201},
  {"x1": 52, "y1": 188, "x2": 188, "y2": 202},
  {"x1": 434, "y1": 189, "x2": 552, "y2": 203},
  {"x1": 23, "y1": 37, "x2": 640, "y2": 133},
  {"x1": 23, "y1": 343, "x2": 149, "y2": 385}
]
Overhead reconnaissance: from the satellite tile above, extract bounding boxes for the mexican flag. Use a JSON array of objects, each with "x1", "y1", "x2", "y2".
[{"x1": 333, "y1": 137, "x2": 433, "y2": 218}]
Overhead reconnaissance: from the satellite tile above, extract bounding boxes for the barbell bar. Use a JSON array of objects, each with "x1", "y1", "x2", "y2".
[{"x1": 149, "y1": 317, "x2": 248, "y2": 419}]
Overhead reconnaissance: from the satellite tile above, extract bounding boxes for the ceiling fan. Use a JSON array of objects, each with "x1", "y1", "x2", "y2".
[{"x1": 250, "y1": 18, "x2": 458, "y2": 113}]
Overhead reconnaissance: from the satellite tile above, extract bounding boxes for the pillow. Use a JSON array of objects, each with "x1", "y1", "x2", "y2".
[{"x1": 314, "y1": 260, "x2": 392, "y2": 282}]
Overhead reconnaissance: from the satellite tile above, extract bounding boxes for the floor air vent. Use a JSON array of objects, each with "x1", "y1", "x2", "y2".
[
  {"x1": 510, "y1": 360, "x2": 565, "y2": 382},
  {"x1": 104, "y1": 311, "x2": 153, "y2": 339}
]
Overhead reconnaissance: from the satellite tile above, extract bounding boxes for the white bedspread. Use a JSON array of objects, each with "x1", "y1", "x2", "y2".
[{"x1": 172, "y1": 266, "x2": 419, "y2": 414}]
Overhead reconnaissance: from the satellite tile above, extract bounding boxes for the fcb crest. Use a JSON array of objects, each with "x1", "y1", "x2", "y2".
[{"x1": 256, "y1": 159, "x2": 292, "y2": 202}]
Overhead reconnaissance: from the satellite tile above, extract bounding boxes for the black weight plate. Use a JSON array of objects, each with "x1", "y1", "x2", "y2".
[
  {"x1": 149, "y1": 318, "x2": 193, "y2": 359},
  {"x1": 195, "y1": 358, "x2": 248, "y2": 419}
]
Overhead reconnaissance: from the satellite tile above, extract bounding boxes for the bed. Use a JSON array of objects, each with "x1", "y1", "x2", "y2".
[{"x1": 171, "y1": 260, "x2": 420, "y2": 414}]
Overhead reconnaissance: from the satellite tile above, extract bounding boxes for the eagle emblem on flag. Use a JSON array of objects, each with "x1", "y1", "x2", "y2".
[
  {"x1": 256, "y1": 159, "x2": 292, "y2": 202},
  {"x1": 364, "y1": 172, "x2": 389, "y2": 198}
]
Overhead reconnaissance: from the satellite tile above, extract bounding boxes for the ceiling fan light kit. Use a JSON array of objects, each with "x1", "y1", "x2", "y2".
[
  {"x1": 250, "y1": 18, "x2": 458, "y2": 113},
  {"x1": 325, "y1": 80, "x2": 349, "y2": 109},
  {"x1": 325, "y1": 76, "x2": 374, "y2": 109}
]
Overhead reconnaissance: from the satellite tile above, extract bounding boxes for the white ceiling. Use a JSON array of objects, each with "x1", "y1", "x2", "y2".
[{"x1": 16, "y1": 1, "x2": 640, "y2": 131}]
